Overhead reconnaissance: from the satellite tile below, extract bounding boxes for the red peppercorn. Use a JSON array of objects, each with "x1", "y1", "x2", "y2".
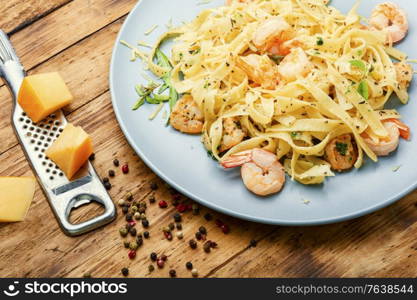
[
  {"x1": 122, "y1": 164, "x2": 129, "y2": 174},
  {"x1": 215, "y1": 219, "x2": 224, "y2": 227},
  {"x1": 160, "y1": 254, "x2": 168, "y2": 261},
  {"x1": 159, "y1": 200, "x2": 168, "y2": 208},
  {"x1": 128, "y1": 221, "x2": 136, "y2": 227},
  {"x1": 176, "y1": 203, "x2": 187, "y2": 213},
  {"x1": 172, "y1": 193, "x2": 181, "y2": 201},
  {"x1": 128, "y1": 250, "x2": 136, "y2": 259},
  {"x1": 164, "y1": 232, "x2": 173, "y2": 241},
  {"x1": 157, "y1": 259, "x2": 165, "y2": 268},
  {"x1": 221, "y1": 224, "x2": 230, "y2": 234}
]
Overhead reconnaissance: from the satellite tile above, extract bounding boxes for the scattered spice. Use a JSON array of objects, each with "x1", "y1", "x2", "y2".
[
  {"x1": 176, "y1": 232, "x2": 183, "y2": 239},
  {"x1": 148, "y1": 265, "x2": 155, "y2": 272},
  {"x1": 150, "y1": 252, "x2": 158, "y2": 261},
  {"x1": 125, "y1": 192, "x2": 133, "y2": 201},
  {"x1": 131, "y1": 206, "x2": 138, "y2": 213},
  {"x1": 122, "y1": 206, "x2": 129, "y2": 214},
  {"x1": 199, "y1": 226, "x2": 207, "y2": 235},
  {"x1": 221, "y1": 224, "x2": 230, "y2": 234},
  {"x1": 143, "y1": 231, "x2": 150, "y2": 239},
  {"x1": 128, "y1": 250, "x2": 136, "y2": 259},
  {"x1": 203, "y1": 241, "x2": 211, "y2": 253},
  {"x1": 186, "y1": 262, "x2": 193, "y2": 270},
  {"x1": 160, "y1": 254, "x2": 168, "y2": 261},
  {"x1": 195, "y1": 232, "x2": 202, "y2": 240},
  {"x1": 249, "y1": 239, "x2": 257, "y2": 248},
  {"x1": 142, "y1": 219, "x2": 150, "y2": 228},
  {"x1": 173, "y1": 213, "x2": 182, "y2": 222},
  {"x1": 113, "y1": 159, "x2": 120, "y2": 167},
  {"x1": 118, "y1": 199, "x2": 125, "y2": 207},
  {"x1": 134, "y1": 212, "x2": 141, "y2": 220},
  {"x1": 157, "y1": 259, "x2": 165, "y2": 268},
  {"x1": 176, "y1": 203, "x2": 187, "y2": 213},
  {"x1": 159, "y1": 200, "x2": 168, "y2": 208},
  {"x1": 123, "y1": 241, "x2": 130, "y2": 248},
  {"x1": 164, "y1": 231, "x2": 173, "y2": 241},
  {"x1": 129, "y1": 241, "x2": 138, "y2": 251},
  {"x1": 204, "y1": 213, "x2": 213, "y2": 221},
  {"x1": 149, "y1": 196, "x2": 156, "y2": 204},
  {"x1": 122, "y1": 164, "x2": 129, "y2": 174},
  {"x1": 104, "y1": 182, "x2": 112, "y2": 190},
  {"x1": 102, "y1": 177, "x2": 109, "y2": 183},
  {"x1": 189, "y1": 239, "x2": 197, "y2": 249},
  {"x1": 83, "y1": 273, "x2": 92, "y2": 278},
  {"x1": 129, "y1": 227, "x2": 137, "y2": 237},
  {"x1": 150, "y1": 182, "x2": 159, "y2": 190},
  {"x1": 119, "y1": 227, "x2": 128, "y2": 237},
  {"x1": 121, "y1": 268, "x2": 129, "y2": 277},
  {"x1": 108, "y1": 170, "x2": 115, "y2": 177},
  {"x1": 136, "y1": 236, "x2": 143, "y2": 247},
  {"x1": 169, "y1": 269, "x2": 177, "y2": 277},
  {"x1": 168, "y1": 223, "x2": 175, "y2": 231},
  {"x1": 192, "y1": 204, "x2": 200, "y2": 215},
  {"x1": 125, "y1": 213, "x2": 133, "y2": 222},
  {"x1": 191, "y1": 268, "x2": 198, "y2": 277},
  {"x1": 176, "y1": 223, "x2": 182, "y2": 230}
]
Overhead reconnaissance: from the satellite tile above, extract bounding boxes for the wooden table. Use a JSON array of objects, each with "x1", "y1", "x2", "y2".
[{"x1": 0, "y1": 0, "x2": 416, "y2": 278}]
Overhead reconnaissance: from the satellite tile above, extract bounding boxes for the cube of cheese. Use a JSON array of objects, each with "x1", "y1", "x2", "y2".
[
  {"x1": 45, "y1": 124, "x2": 94, "y2": 179},
  {"x1": 0, "y1": 177, "x2": 36, "y2": 222},
  {"x1": 18, "y1": 72, "x2": 73, "y2": 123}
]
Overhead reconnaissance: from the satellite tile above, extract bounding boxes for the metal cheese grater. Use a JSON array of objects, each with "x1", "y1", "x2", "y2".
[{"x1": 0, "y1": 30, "x2": 116, "y2": 236}]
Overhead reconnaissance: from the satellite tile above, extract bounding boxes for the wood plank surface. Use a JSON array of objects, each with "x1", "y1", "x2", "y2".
[{"x1": 0, "y1": 0, "x2": 417, "y2": 278}]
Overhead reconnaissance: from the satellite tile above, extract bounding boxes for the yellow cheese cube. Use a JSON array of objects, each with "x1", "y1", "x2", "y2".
[
  {"x1": 0, "y1": 177, "x2": 36, "y2": 222},
  {"x1": 45, "y1": 124, "x2": 94, "y2": 179},
  {"x1": 18, "y1": 72, "x2": 73, "y2": 123}
]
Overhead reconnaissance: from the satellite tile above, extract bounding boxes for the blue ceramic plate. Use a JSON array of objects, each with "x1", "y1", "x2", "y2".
[{"x1": 110, "y1": 0, "x2": 417, "y2": 225}]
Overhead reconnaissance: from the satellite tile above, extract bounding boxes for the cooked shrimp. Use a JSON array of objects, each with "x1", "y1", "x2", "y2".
[
  {"x1": 219, "y1": 117, "x2": 247, "y2": 153},
  {"x1": 369, "y1": 2, "x2": 408, "y2": 43},
  {"x1": 395, "y1": 61, "x2": 413, "y2": 90},
  {"x1": 363, "y1": 121, "x2": 400, "y2": 156},
  {"x1": 252, "y1": 17, "x2": 297, "y2": 56},
  {"x1": 221, "y1": 148, "x2": 286, "y2": 196},
  {"x1": 277, "y1": 48, "x2": 312, "y2": 82},
  {"x1": 325, "y1": 134, "x2": 358, "y2": 171},
  {"x1": 237, "y1": 54, "x2": 280, "y2": 89},
  {"x1": 170, "y1": 95, "x2": 204, "y2": 134}
]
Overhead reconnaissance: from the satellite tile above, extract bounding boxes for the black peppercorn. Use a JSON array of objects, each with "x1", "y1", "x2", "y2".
[
  {"x1": 173, "y1": 213, "x2": 182, "y2": 222},
  {"x1": 148, "y1": 265, "x2": 155, "y2": 272},
  {"x1": 136, "y1": 237, "x2": 143, "y2": 247},
  {"x1": 143, "y1": 231, "x2": 150, "y2": 239},
  {"x1": 129, "y1": 227, "x2": 137, "y2": 237},
  {"x1": 123, "y1": 241, "x2": 130, "y2": 248},
  {"x1": 113, "y1": 159, "x2": 119, "y2": 167},
  {"x1": 189, "y1": 239, "x2": 197, "y2": 249},
  {"x1": 176, "y1": 223, "x2": 182, "y2": 230},
  {"x1": 89, "y1": 153, "x2": 95, "y2": 161},
  {"x1": 195, "y1": 232, "x2": 202, "y2": 240},
  {"x1": 150, "y1": 182, "x2": 158, "y2": 190},
  {"x1": 168, "y1": 223, "x2": 175, "y2": 231},
  {"x1": 121, "y1": 267, "x2": 129, "y2": 277},
  {"x1": 125, "y1": 213, "x2": 133, "y2": 222},
  {"x1": 250, "y1": 239, "x2": 257, "y2": 248},
  {"x1": 122, "y1": 206, "x2": 129, "y2": 214},
  {"x1": 149, "y1": 196, "x2": 156, "y2": 204},
  {"x1": 102, "y1": 177, "x2": 109, "y2": 183},
  {"x1": 169, "y1": 269, "x2": 176, "y2": 277},
  {"x1": 104, "y1": 182, "x2": 112, "y2": 190},
  {"x1": 186, "y1": 262, "x2": 193, "y2": 270},
  {"x1": 108, "y1": 170, "x2": 115, "y2": 177},
  {"x1": 204, "y1": 213, "x2": 213, "y2": 221},
  {"x1": 142, "y1": 219, "x2": 149, "y2": 228},
  {"x1": 199, "y1": 226, "x2": 207, "y2": 235},
  {"x1": 192, "y1": 204, "x2": 200, "y2": 215},
  {"x1": 150, "y1": 252, "x2": 157, "y2": 261},
  {"x1": 203, "y1": 241, "x2": 211, "y2": 253}
]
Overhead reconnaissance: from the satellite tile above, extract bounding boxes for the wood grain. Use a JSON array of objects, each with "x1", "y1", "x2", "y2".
[
  {"x1": 0, "y1": 0, "x2": 71, "y2": 34},
  {"x1": 1, "y1": 0, "x2": 417, "y2": 278}
]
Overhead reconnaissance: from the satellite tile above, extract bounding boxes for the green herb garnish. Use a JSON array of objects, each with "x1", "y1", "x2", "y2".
[
  {"x1": 349, "y1": 60, "x2": 366, "y2": 73},
  {"x1": 316, "y1": 37, "x2": 324, "y2": 46},
  {"x1": 357, "y1": 80, "x2": 369, "y2": 100},
  {"x1": 335, "y1": 142, "x2": 348, "y2": 156}
]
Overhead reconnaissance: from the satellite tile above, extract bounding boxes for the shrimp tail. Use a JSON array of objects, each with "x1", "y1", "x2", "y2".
[{"x1": 221, "y1": 150, "x2": 253, "y2": 168}]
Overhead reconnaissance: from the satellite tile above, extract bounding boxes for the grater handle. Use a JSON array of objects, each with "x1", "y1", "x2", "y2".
[{"x1": 0, "y1": 30, "x2": 25, "y2": 97}]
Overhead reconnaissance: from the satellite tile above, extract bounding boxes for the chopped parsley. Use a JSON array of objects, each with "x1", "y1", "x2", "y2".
[
  {"x1": 357, "y1": 80, "x2": 369, "y2": 100},
  {"x1": 349, "y1": 60, "x2": 366, "y2": 72},
  {"x1": 316, "y1": 37, "x2": 324, "y2": 46},
  {"x1": 291, "y1": 132, "x2": 299, "y2": 138},
  {"x1": 335, "y1": 142, "x2": 348, "y2": 156}
]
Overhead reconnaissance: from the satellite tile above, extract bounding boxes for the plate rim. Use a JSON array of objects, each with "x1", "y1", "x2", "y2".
[{"x1": 109, "y1": 0, "x2": 417, "y2": 226}]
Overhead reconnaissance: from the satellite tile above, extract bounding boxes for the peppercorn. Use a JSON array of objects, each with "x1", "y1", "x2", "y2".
[
  {"x1": 199, "y1": 226, "x2": 207, "y2": 235},
  {"x1": 148, "y1": 265, "x2": 155, "y2": 272},
  {"x1": 203, "y1": 241, "x2": 211, "y2": 253},
  {"x1": 128, "y1": 250, "x2": 136, "y2": 259},
  {"x1": 221, "y1": 224, "x2": 230, "y2": 234},
  {"x1": 192, "y1": 203, "x2": 200, "y2": 215},
  {"x1": 250, "y1": 239, "x2": 257, "y2": 248},
  {"x1": 131, "y1": 206, "x2": 138, "y2": 213},
  {"x1": 129, "y1": 241, "x2": 138, "y2": 251},
  {"x1": 139, "y1": 201, "x2": 147, "y2": 208},
  {"x1": 191, "y1": 268, "x2": 198, "y2": 277},
  {"x1": 150, "y1": 252, "x2": 158, "y2": 261},
  {"x1": 113, "y1": 159, "x2": 119, "y2": 167},
  {"x1": 173, "y1": 213, "x2": 182, "y2": 223},
  {"x1": 204, "y1": 213, "x2": 213, "y2": 221},
  {"x1": 136, "y1": 237, "x2": 143, "y2": 247},
  {"x1": 89, "y1": 153, "x2": 95, "y2": 161},
  {"x1": 117, "y1": 199, "x2": 125, "y2": 207},
  {"x1": 122, "y1": 164, "x2": 129, "y2": 174},
  {"x1": 142, "y1": 219, "x2": 149, "y2": 228},
  {"x1": 143, "y1": 231, "x2": 150, "y2": 239},
  {"x1": 119, "y1": 227, "x2": 128, "y2": 237},
  {"x1": 176, "y1": 232, "x2": 183, "y2": 239},
  {"x1": 160, "y1": 254, "x2": 168, "y2": 261},
  {"x1": 158, "y1": 200, "x2": 168, "y2": 208},
  {"x1": 149, "y1": 196, "x2": 156, "y2": 204},
  {"x1": 122, "y1": 206, "x2": 129, "y2": 214},
  {"x1": 108, "y1": 170, "x2": 115, "y2": 177},
  {"x1": 125, "y1": 213, "x2": 133, "y2": 222},
  {"x1": 169, "y1": 269, "x2": 176, "y2": 277},
  {"x1": 157, "y1": 259, "x2": 164, "y2": 268},
  {"x1": 195, "y1": 232, "x2": 202, "y2": 240},
  {"x1": 209, "y1": 241, "x2": 218, "y2": 248},
  {"x1": 150, "y1": 182, "x2": 158, "y2": 190},
  {"x1": 169, "y1": 223, "x2": 175, "y2": 231},
  {"x1": 138, "y1": 206, "x2": 146, "y2": 214},
  {"x1": 123, "y1": 241, "x2": 130, "y2": 248},
  {"x1": 140, "y1": 213, "x2": 147, "y2": 220},
  {"x1": 186, "y1": 262, "x2": 193, "y2": 270},
  {"x1": 102, "y1": 177, "x2": 109, "y2": 183},
  {"x1": 134, "y1": 212, "x2": 141, "y2": 220},
  {"x1": 104, "y1": 182, "x2": 112, "y2": 190},
  {"x1": 125, "y1": 223, "x2": 133, "y2": 231},
  {"x1": 189, "y1": 239, "x2": 197, "y2": 249},
  {"x1": 176, "y1": 223, "x2": 182, "y2": 230},
  {"x1": 129, "y1": 227, "x2": 137, "y2": 237},
  {"x1": 121, "y1": 267, "x2": 129, "y2": 277},
  {"x1": 125, "y1": 192, "x2": 133, "y2": 201},
  {"x1": 83, "y1": 273, "x2": 92, "y2": 278},
  {"x1": 164, "y1": 232, "x2": 173, "y2": 241}
]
